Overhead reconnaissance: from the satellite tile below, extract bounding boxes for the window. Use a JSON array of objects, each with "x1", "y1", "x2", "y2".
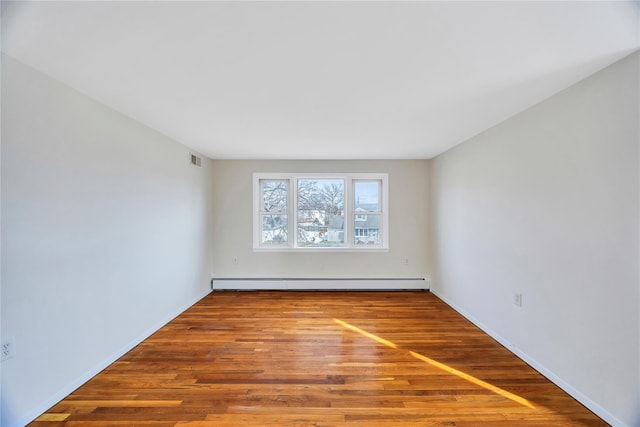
[
  {"x1": 254, "y1": 173, "x2": 388, "y2": 251},
  {"x1": 353, "y1": 180, "x2": 381, "y2": 246},
  {"x1": 297, "y1": 178, "x2": 344, "y2": 247},
  {"x1": 259, "y1": 179, "x2": 289, "y2": 246}
]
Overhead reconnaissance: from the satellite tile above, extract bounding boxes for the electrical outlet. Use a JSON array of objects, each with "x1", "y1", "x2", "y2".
[
  {"x1": 1, "y1": 338, "x2": 14, "y2": 361},
  {"x1": 403, "y1": 258, "x2": 409, "y2": 266},
  {"x1": 514, "y1": 293, "x2": 523, "y2": 308},
  {"x1": 232, "y1": 257, "x2": 238, "y2": 266}
]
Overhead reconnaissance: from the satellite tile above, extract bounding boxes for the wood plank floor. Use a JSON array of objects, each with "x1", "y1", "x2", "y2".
[{"x1": 31, "y1": 291, "x2": 608, "y2": 426}]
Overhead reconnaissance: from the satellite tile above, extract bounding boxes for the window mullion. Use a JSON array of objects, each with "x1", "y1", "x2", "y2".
[
  {"x1": 345, "y1": 177, "x2": 351, "y2": 248},
  {"x1": 291, "y1": 177, "x2": 297, "y2": 248}
]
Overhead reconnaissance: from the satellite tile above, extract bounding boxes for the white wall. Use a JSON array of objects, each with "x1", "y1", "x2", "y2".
[
  {"x1": 210, "y1": 159, "x2": 430, "y2": 281},
  {"x1": 430, "y1": 52, "x2": 639, "y2": 426},
  {"x1": 1, "y1": 55, "x2": 214, "y2": 427}
]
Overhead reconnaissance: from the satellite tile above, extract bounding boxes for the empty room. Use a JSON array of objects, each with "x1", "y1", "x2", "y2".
[{"x1": 1, "y1": 1, "x2": 639, "y2": 426}]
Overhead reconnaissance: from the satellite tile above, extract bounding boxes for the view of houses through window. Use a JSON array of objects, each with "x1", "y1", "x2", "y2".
[
  {"x1": 260, "y1": 179, "x2": 289, "y2": 245},
  {"x1": 353, "y1": 180, "x2": 381, "y2": 245},
  {"x1": 255, "y1": 173, "x2": 388, "y2": 250},
  {"x1": 297, "y1": 178, "x2": 345, "y2": 247}
]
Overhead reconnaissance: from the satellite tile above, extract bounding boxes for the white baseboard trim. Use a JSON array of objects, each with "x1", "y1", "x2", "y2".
[
  {"x1": 14, "y1": 288, "x2": 211, "y2": 427},
  {"x1": 430, "y1": 289, "x2": 627, "y2": 427},
  {"x1": 211, "y1": 277, "x2": 430, "y2": 291}
]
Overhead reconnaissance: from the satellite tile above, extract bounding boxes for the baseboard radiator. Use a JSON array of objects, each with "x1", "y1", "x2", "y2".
[{"x1": 211, "y1": 277, "x2": 430, "y2": 291}]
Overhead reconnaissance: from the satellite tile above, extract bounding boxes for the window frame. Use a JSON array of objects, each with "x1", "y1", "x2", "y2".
[{"x1": 253, "y1": 173, "x2": 389, "y2": 252}]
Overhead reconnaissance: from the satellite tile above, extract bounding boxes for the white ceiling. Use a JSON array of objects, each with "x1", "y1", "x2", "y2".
[{"x1": 2, "y1": 1, "x2": 639, "y2": 159}]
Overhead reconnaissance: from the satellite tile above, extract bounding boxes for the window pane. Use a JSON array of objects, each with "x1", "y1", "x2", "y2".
[
  {"x1": 261, "y1": 214, "x2": 288, "y2": 245},
  {"x1": 261, "y1": 180, "x2": 288, "y2": 212},
  {"x1": 354, "y1": 180, "x2": 380, "y2": 212},
  {"x1": 297, "y1": 179, "x2": 344, "y2": 247},
  {"x1": 353, "y1": 214, "x2": 380, "y2": 245}
]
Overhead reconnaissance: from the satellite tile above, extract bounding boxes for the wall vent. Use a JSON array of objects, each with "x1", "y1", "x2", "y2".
[{"x1": 190, "y1": 154, "x2": 202, "y2": 167}]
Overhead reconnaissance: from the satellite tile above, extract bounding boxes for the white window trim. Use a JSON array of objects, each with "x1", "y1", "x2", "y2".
[{"x1": 253, "y1": 173, "x2": 389, "y2": 252}]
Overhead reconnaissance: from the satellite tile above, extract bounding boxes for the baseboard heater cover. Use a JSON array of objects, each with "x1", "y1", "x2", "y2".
[{"x1": 211, "y1": 277, "x2": 430, "y2": 291}]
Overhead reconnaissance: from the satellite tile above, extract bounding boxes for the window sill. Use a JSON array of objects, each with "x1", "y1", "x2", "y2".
[{"x1": 253, "y1": 246, "x2": 389, "y2": 253}]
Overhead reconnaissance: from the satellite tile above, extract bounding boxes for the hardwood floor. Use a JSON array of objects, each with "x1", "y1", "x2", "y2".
[{"x1": 31, "y1": 291, "x2": 607, "y2": 426}]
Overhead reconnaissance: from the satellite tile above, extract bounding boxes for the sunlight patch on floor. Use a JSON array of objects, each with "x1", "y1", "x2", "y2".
[{"x1": 333, "y1": 318, "x2": 534, "y2": 409}]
